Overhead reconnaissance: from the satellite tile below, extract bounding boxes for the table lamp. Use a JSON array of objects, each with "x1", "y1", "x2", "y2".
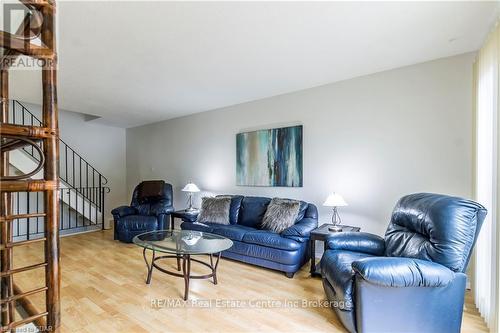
[
  {"x1": 182, "y1": 182, "x2": 200, "y2": 212},
  {"x1": 323, "y1": 193, "x2": 348, "y2": 232}
]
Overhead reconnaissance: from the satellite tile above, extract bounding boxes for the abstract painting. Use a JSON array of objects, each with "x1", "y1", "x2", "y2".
[{"x1": 236, "y1": 125, "x2": 303, "y2": 187}]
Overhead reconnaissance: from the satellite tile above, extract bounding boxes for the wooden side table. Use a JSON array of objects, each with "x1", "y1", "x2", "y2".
[
  {"x1": 310, "y1": 224, "x2": 361, "y2": 277},
  {"x1": 170, "y1": 210, "x2": 199, "y2": 229}
]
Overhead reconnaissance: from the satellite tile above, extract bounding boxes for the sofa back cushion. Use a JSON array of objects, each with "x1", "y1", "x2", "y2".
[
  {"x1": 384, "y1": 193, "x2": 487, "y2": 272},
  {"x1": 217, "y1": 195, "x2": 244, "y2": 224},
  {"x1": 238, "y1": 196, "x2": 271, "y2": 228}
]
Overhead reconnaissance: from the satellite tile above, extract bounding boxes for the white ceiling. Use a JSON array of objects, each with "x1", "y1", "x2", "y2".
[{"x1": 9, "y1": 1, "x2": 500, "y2": 128}]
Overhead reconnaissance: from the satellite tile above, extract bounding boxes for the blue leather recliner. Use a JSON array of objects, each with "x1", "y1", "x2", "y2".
[
  {"x1": 112, "y1": 181, "x2": 174, "y2": 243},
  {"x1": 321, "y1": 193, "x2": 486, "y2": 333},
  {"x1": 181, "y1": 195, "x2": 318, "y2": 277}
]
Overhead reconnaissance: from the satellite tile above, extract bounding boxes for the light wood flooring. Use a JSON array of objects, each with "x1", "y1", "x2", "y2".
[{"x1": 12, "y1": 230, "x2": 489, "y2": 333}]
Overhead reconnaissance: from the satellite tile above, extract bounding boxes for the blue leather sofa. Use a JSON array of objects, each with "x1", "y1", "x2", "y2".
[
  {"x1": 321, "y1": 193, "x2": 486, "y2": 333},
  {"x1": 112, "y1": 181, "x2": 174, "y2": 243},
  {"x1": 181, "y1": 195, "x2": 318, "y2": 277}
]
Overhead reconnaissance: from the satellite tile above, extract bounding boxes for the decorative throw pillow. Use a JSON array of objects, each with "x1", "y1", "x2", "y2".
[
  {"x1": 196, "y1": 197, "x2": 231, "y2": 225},
  {"x1": 261, "y1": 198, "x2": 300, "y2": 233}
]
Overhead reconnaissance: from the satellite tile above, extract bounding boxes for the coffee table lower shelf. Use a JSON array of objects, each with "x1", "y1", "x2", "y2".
[{"x1": 142, "y1": 248, "x2": 222, "y2": 300}]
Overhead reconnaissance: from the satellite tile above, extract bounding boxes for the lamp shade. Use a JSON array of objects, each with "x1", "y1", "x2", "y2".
[
  {"x1": 323, "y1": 193, "x2": 347, "y2": 207},
  {"x1": 182, "y1": 183, "x2": 200, "y2": 193}
]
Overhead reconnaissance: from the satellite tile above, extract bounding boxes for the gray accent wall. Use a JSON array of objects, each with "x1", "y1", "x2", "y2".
[{"x1": 126, "y1": 53, "x2": 475, "y2": 235}]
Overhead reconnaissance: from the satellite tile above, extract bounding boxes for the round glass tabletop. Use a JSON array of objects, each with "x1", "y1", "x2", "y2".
[{"x1": 132, "y1": 230, "x2": 233, "y2": 255}]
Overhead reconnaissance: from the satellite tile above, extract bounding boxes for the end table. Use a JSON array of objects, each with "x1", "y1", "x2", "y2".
[
  {"x1": 170, "y1": 210, "x2": 199, "y2": 229},
  {"x1": 310, "y1": 224, "x2": 360, "y2": 277}
]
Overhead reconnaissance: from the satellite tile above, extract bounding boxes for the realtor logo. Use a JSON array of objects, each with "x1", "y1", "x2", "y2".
[{"x1": 1, "y1": 1, "x2": 55, "y2": 70}]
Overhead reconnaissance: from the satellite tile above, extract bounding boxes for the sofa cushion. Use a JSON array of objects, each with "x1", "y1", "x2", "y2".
[
  {"x1": 211, "y1": 224, "x2": 256, "y2": 241},
  {"x1": 217, "y1": 195, "x2": 244, "y2": 224},
  {"x1": 227, "y1": 240, "x2": 307, "y2": 265},
  {"x1": 181, "y1": 222, "x2": 255, "y2": 242},
  {"x1": 222, "y1": 251, "x2": 303, "y2": 273},
  {"x1": 261, "y1": 198, "x2": 300, "y2": 233},
  {"x1": 197, "y1": 197, "x2": 231, "y2": 224},
  {"x1": 238, "y1": 197, "x2": 271, "y2": 228},
  {"x1": 281, "y1": 217, "x2": 318, "y2": 242},
  {"x1": 116, "y1": 215, "x2": 158, "y2": 231},
  {"x1": 180, "y1": 221, "x2": 214, "y2": 233},
  {"x1": 242, "y1": 231, "x2": 301, "y2": 251},
  {"x1": 320, "y1": 250, "x2": 374, "y2": 311}
]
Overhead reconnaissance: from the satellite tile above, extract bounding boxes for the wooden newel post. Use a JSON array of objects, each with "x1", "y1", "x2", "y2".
[{"x1": 41, "y1": 2, "x2": 61, "y2": 330}]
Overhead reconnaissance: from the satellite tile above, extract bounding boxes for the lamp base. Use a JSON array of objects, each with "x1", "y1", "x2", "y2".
[
  {"x1": 328, "y1": 224, "x2": 343, "y2": 232},
  {"x1": 329, "y1": 207, "x2": 343, "y2": 232},
  {"x1": 184, "y1": 207, "x2": 198, "y2": 213}
]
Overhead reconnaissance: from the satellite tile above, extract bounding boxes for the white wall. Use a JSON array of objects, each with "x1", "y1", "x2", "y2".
[
  {"x1": 19, "y1": 103, "x2": 127, "y2": 221},
  {"x1": 126, "y1": 53, "x2": 475, "y2": 235}
]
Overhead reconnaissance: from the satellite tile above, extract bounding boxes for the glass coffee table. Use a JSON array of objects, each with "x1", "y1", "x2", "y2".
[{"x1": 133, "y1": 230, "x2": 233, "y2": 300}]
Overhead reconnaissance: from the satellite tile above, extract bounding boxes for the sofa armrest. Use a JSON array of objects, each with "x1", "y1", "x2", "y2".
[
  {"x1": 111, "y1": 205, "x2": 137, "y2": 218},
  {"x1": 326, "y1": 232, "x2": 385, "y2": 255},
  {"x1": 281, "y1": 218, "x2": 318, "y2": 239},
  {"x1": 352, "y1": 257, "x2": 455, "y2": 288}
]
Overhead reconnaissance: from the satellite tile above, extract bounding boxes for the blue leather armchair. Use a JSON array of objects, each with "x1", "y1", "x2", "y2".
[
  {"x1": 112, "y1": 181, "x2": 174, "y2": 243},
  {"x1": 321, "y1": 193, "x2": 486, "y2": 333}
]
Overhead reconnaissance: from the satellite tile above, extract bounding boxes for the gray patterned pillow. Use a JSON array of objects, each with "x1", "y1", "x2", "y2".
[
  {"x1": 261, "y1": 198, "x2": 300, "y2": 233},
  {"x1": 196, "y1": 197, "x2": 231, "y2": 225}
]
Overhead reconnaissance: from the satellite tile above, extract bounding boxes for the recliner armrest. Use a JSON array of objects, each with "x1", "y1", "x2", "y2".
[
  {"x1": 326, "y1": 232, "x2": 385, "y2": 255},
  {"x1": 149, "y1": 203, "x2": 174, "y2": 216},
  {"x1": 352, "y1": 257, "x2": 455, "y2": 288},
  {"x1": 111, "y1": 205, "x2": 137, "y2": 218},
  {"x1": 281, "y1": 217, "x2": 318, "y2": 239}
]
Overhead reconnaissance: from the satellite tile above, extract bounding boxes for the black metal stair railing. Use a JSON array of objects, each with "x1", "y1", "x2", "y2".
[
  {"x1": 6, "y1": 100, "x2": 110, "y2": 239},
  {"x1": 11, "y1": 187, "x2": 110, "y2": 240}
]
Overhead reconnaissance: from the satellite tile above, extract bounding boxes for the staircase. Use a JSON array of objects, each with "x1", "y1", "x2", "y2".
[{"x1": 5, "y1": 100, "x2": 110, "y2": 240}]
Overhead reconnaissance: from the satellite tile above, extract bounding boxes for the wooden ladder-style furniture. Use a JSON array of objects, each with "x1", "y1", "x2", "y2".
[{"x1": 0, "y1": 0, "x2": 60, "y2": 331}]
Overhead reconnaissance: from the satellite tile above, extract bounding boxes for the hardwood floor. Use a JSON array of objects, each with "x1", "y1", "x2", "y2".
[{"x1": 12, "y1": 230, "x2": 488, "y2": 333}]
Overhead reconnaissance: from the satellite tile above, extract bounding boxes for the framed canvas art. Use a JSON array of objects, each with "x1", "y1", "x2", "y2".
[{"x1": 236, "y1": 125, "x2": 303, "y2": 187}]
